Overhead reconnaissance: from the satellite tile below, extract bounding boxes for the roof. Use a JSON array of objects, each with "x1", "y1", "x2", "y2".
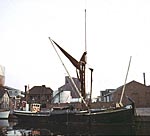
[
  {"x1": 29, "y1": 85, "x2": 53, "y2": 95},
  {"x1": 2, "y1": 86, "x2": 22, "y2": 97},
  {"x1": 115, "y1": 80, "x2": 147, "y2": 91},
  {"x1": 4, "y1": 86, "x2": 20, "y2": 91},
  {"x1": 104, "y1": 80, "x2": 148, "y2": 96}
]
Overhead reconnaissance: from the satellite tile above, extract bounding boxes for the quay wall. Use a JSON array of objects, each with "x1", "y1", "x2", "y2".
[{"x1": 135, "y1": 108, "x2": 150, "y2": 122}]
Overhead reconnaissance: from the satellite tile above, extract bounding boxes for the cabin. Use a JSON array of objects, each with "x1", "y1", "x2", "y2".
[
  {"x1": 101, "y1": 80, "x2": 150, "y2": 108},
  {"x1": 26, "y1": 85, "x2": 53, "y2": 108},
  {"x1": 0, "y1": 86, "x2": 10, "y2": 109}
]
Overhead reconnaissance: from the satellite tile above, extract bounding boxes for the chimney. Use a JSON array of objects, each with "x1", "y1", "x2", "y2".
[
  {"x1": 42, "y1": 85, "x2": 46, "y2": 87},
  {"x1": 143, "y1": 72, "x2": 146, "y2": 85},
  {"x1": 24, "y1": 85, "x2": 27, "y2": 100}
]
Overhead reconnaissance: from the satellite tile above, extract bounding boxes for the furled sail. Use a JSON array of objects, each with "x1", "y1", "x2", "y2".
[{"x1": 52, "y1": 40, "x2": 87, "y2": 99}]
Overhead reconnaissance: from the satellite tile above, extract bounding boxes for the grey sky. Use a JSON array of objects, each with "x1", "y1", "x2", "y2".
[{"x1": 0, "y1": 0, "x2": 150, "y2": 97}]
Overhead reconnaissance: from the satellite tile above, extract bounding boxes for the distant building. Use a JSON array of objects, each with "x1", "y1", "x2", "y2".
[
  {"x1": 0, "y1": 65, "x2": 24, "y2": 109},
  {"x1": 0, "y1": 86, "x2": 9, "y2": 109},
  {"x1": 100, "y1": 89, "x2": 115, "y2": 102},
  {"x1": 0, "y1": 86, "x2": 23, "y2": 110},
  {"x1": 4, "y1": 86, "x2": 23, "y2": 98},
  {"x1": 0, "y1": 65, "x2": 5, "y2": 86},
  {"x1": 26, "y1": 85, "x2": 53, "y2": 108},
  {"x1": 103, "y1": 80, "x2": 150, "y2": 108},
  {"x1": 53, "y1": 90, "x2": 72, "y2": 103},
  {"x1": 59, "y1": 76, "x2": 80, "y2": 98},
  {"x1": 53, "y1": 76, "x2": 81, "y2": 103}
]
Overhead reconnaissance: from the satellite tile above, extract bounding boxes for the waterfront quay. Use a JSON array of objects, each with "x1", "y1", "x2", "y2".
[{"x1": 136, "y1": 108, "x2": 150, "y2": 121}]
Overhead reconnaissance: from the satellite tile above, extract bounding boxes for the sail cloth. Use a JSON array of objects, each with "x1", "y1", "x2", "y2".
[{"x1": 52, "y1": 40, "x2": 87, "y2": 99}]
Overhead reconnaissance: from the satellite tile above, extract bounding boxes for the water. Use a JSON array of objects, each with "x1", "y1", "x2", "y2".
[{"x1": 0, "y1": 119, "x2": 149, "y2": 136}]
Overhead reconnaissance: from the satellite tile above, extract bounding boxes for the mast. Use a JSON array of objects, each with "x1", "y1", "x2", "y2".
[
  {"x1": 85, "y1": 9, "x2": 87, "y2": 53},
  {"x1": 83, "y1": 8, "x2": 87, "y2": 100},
  {"x1": 48, "y1": 9, "x2": 88, "y2": 109}
]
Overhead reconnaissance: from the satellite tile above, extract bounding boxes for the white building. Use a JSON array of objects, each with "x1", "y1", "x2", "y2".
[
  {"x1": 0, "y1": 65, "x2": 5, "y2": 86},
  {"x1": 53, "y1": 76, "x2": 82, "y2": 103},
  {"x1": 53, "y1": 90, "x2": 72, "y2": 103}
]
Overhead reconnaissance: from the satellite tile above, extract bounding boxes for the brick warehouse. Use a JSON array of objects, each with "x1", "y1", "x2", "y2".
[{"x1": 103, "y1": 80, "x2": 150, "y2": 108}]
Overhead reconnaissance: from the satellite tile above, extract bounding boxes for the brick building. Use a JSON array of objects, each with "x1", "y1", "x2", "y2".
[
  {"x1": 26, "y1": 85, "x2": 53, "y2": 108},
  {"x1": 103, "y1": 80, "x2": 150, "y2": 108}
]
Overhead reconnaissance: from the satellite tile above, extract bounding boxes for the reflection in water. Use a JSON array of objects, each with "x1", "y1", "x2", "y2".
[
  {"x1": 0, "y1": 120, "x2": 9, "y2": 127},
  {"x1": 136, "y1": 121, "x2": 150, "y2": 136},
  {"x1": 2, "y1": 119, "x2": 150, "y2": 136},
  {"x1": 7, "y1": 121, "x2": 135, "y2": 136}
]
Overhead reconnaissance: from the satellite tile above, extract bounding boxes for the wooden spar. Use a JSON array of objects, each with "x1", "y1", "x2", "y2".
[
  {"x1": 48, "y1": 37, "x2": 89, "y2": 110},
  {"x1": 119, "y1": 56, "x2": 132, "y2": 106}
]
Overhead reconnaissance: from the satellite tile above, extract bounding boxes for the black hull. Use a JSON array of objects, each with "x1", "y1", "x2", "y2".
[
  {"x1": 15, "y1": 115, "x2": 49, "y2": 123},
  {"x1": 13, "y1": 110, "x2": 50, "y2": 123},
  {"x1": 13, "y1": 106, "x2": 134, "y2": 124},
  {"x1": 49, "y1": 107, "x2": 134, "y2": 124}
]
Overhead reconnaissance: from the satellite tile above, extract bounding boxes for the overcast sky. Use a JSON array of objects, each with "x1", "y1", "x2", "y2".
[{"x1": 1, "y1": 0, "x2": 150, "y2": 97}]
